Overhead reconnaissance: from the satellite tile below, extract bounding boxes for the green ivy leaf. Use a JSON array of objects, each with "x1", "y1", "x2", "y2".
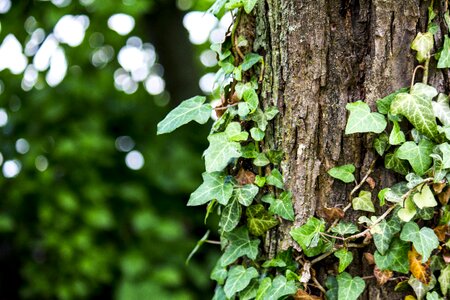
[
  {"x1": 376, "y1": 88, "x2": 409, "y2": 114},
  {"x1": 204, "y1": 123, "x2": 244, "y2": 172},
  {"x1": 396, "y1": 140, "x2": 434, "y2": 176},
  {"x1": 411, "y1": 32, "x2": 434, "y2": 63},
  {"x1": 157, "y1": 96, "x2": 211, "y2": 134},
  {"x1": 327, "y1": 164, "x2": 355, "y2": 183},
  {"x1": 438, "y1": 35, "x2": 450, "y2": 68},
  {"x1": 412, "y1": 185, "x2": 437, "y2": 209},
  {"x1": 268, "y1": 191, "x2": 295, "y2": 221},
  {"x1": 240, "y1": 279, "x2": 258, "y2": 300},
  {"x1": 352, "y1": 191, "x2": 375, "y2": 212},
  {"x1": 330, "y1": 222, "x2": 359, "y2": 236},
  {"x1": 439, "y1": 264, "x2": 450, "y2": 296},
  {"x1": 212, "y1": 285, "x2": 227, "y2": 300},
  {"x1": 210, "y1": 262, "x2": 228, "y2": 285},
  {"x1": 336, "y1": 272, "x2": 365, "y2": 300},
  {"x1": 290, "y1": 217, "x2": 325, "y2": 254},
  {"x1": 334, "y1": 249, "x2": 353, "y2": 273},
  {"x1": 207, "y1": 0, "x2": 228, "y2": 15},
  {"x1": 220, "y1": 198, "x2": 242, "y2": 232},
  {"x1": 188, "y1": 172, "x2": 233, "y2": 206},
  {"x1": 325, "y1": 276, "x2": 338, "y2": 300},
  {"x1": 247, "y1": 204, "x2": 278, "y2": 236},
  {"x1": 374, "y1": 133, "x2": 389, "y2": 156},
  {"x1": 243, "y1": 0, "x2": 258, "y2": 14},
  {"x1": 241, "y1": 143, "x2": 259, "y2": 159},
  {"x1": 253, "y1": 153, "x2": 270, "y2": 167},
  {"x1": 265, "y1": 107, "x2": 279, "y2": 120},
  {"x1": 385, "y1": 151, "x2": 410, "y2": 175},
  {"x1": 267, "y1": 150, "x2": 283, "y2": 165},
  {"x1": 400, "y1": 222, "x2": 439, "y2": 262},
  {"x1": 390, "y1": 83, "x2": 439, "y2": 141},
  {"x1": 242, "y1": 53, "x2": 262, "y2": 71},
  {"x1": 397, "y1": 197, "x2": 417, "y2": 222},
  {"x1": 389, "y1": 121, "x2": 406, "y2": 145},
  {"x1": 408, "y1": 275, "x2": 435, "y2": 300},
  {"x1": 426, "y1": 291, "x2": 442, "y2": 300},
  {"x1": 345, "y1": 101, "x2": 387, "y2": 134},
  {"x1": 432, "y1": 93, "x2": 450, "y2": 126},
  {"x1": 264, "y1": 275, "x2": 297, "y2": 300},
  {"x1": 250, "y1": 127, "x2": 265, "y2": 141},
  {"x1": 266, "y1": 169, "x2": 284, "y2": 189},
  {"x1": 255, "y1": 277, "x2": 272, "y2": 300},
  {"x1": 372, "y1": 219, "x2": 401, "y2": 255},
  {"x1": 243, "y1": 89, "x2": 259, "y2": 113},
  {"x1": 374, "y1": 238, "x2": 410, "y2": 273},
  {"x1": 251, "y1": 108, "x2": 268, "y2": 131},
  {"x1": 224, "y1": 265, "x2": 259, "y2": 298},
  {"x1": 220, "y1": 227, "x2": 260, "y2": 266},
  {"x1": 254, "y1": 175, "x2": 266, "y2": 187},
  {"x1": 438, "y1": 143, "x2": 450, "y2": 169},
  {"x1": 234, "y1": 184, "x2": 259, "y2": 206}
]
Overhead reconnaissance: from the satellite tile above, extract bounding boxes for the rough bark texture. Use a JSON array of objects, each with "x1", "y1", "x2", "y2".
[{"x1": 246, "y1": 0, "x2": 446, "y2": 299}]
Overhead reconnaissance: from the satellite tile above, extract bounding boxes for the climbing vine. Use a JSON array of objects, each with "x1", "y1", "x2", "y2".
[{"x1": 158, "y1": 1, "x2": 450, "y2": 299}]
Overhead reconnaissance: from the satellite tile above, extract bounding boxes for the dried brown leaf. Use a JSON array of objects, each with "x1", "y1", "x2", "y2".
[
  {"x1": 433, "y1": 182, "x2": 447, "y2": 194},
  {"x1": 433, "y1": 224, "x2": 449, "y2": 242},
  {"x1": 235, "y1": 168, "x2": 256, "y2": 185},
  {"x1": 408, "y1": 247, "x2": 431, "y2": 284},
  {"x1": 294, "y1": 289, "x2": 322, "y2": 300},
  {"x1": 366, "y1": 176, "x2": 376, "y2": 189},
  {"x1": 364, "y1": 252, "x2": 375, "y2": 265},
  {"x1": 374, "y1": 266, "x2": 393, "y2": 285},
  {"x1": 321, "y1": 207, "x2": 344, "y2": 221},
  {"x1": 438, "y1": 186, "x2": 450, "y2": 205}
]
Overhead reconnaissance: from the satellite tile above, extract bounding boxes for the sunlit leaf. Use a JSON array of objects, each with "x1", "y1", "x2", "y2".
[
  {"x1": 220, "y1": 198, "x2": 242, "y2": 232},
  {"x1": 234, "y1": 184, "x2": 259, "y2": 206},
  {"x1": 438, "y1": 35, "x2": 450, "y2": 68},
  {"x1": 411, "y1": 32, "x2": 433, "y2": 63},
  {"x1": 400, "y1": 222, "x2": 439, "y2": 262},
  {"x1": 352, "y1": 191, "x2": 375, "y2": 212},
  {"x1": 374, "y1": 238, "x2": 410, "y2": 273},
  {"x1": 224, "y1": 265, "x2": 259, "y2": 298},
  {"x1": 336, "y1": 272, "x2": 365, "y2": 300},
  {"x1": 327, "y1": 164, "x2": 355, "y2": 183},
  {"x1": 334, "y1": 249, "x2": 353, "y2": 273},
  {"x1": 389, "y1": 120, "x2": 406, "y2": 145},
  {"x1": 188, "y1": 172, "x2": 233, "y2": 206},
  {"x1": 345, "y1": 101, "x2": 387, "y2": 134},
  {"x1": 157, "y1": 96, "x2": 211, "y2": 134},
  {"x1": 412, "y1": 185, "x2": 437, "y2": 209},
  {"x1": 439, "y1": 264, "x2": 450, "y2": 296},
  {"x1": 330, "y1": 222, "x2": 359, "y2": 236}
]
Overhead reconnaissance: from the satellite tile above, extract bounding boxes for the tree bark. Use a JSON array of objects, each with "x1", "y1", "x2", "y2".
[{"x1": 248, "y1": 0, "x2": 443, "y2": 298}]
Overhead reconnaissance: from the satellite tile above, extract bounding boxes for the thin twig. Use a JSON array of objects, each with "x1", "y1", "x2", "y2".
[
  {"x1": 214, "y1": 103, "x2": 239, "y2": 110},
  {"x1": 231, "y1": 9, "x2": 244, "y2": 60},
  {"x1": 350, "y1": 159, "x2": 377, "y2": 197},
  {"x1": 311, "y1": 249, "x2": 337, "y2": 265},
  {"x1": 205, "y1": 240, "x2": 221, "y2": 245},
  {"x1": 311, "y1": 275, "x2": 327, "y2": 295},
  {"x1": 411, "y1": 65, "x2": 424, "y2": 89}
]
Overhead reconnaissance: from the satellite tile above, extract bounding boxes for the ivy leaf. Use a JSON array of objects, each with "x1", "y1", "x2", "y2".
[
  {"x1": 398, "y1": 197, "x2": 417, "y2": 222},
  {"x1": 336, "y1": 272, "x2": 365, "y2": 300},
  {"x1": 243, "y1": 0, "x2": 258, "y2": 14},
  {"x1": 224, "y1": 265, "x2": 259, "y2": 298},
  {"x1": 234, "y1": 184, "x2": 259, "y2": 206},
  {"x1": 290, "y1": 217, "x2": 326, "y2": 256},
  {"x1": 207, "y1": 0, "x2": 228, "y2": 14},
  {"x1": 243, "y1": 89, "x2": 259, "y2": 113},
  {"x1": 412, "y1": 185, "x2": 437, "y2": 209},
  {"x1": 385, "y1": 151, "x2": 410, "y2": 175},
  {"x1": 439, "y1": 264, "x2": 450, "y2": 296},
  {"x1": 188, "y1": 172, "x2": 233, "y2": 206},
  {"x1": 204, "y1": 123, "x2": 244, "y2": 172},
  {"x1": 438, "y1": 35, "x2": 450, "y2": 68},
  {"x1": 265, "y1": 107, "x2": 279, "y2": 120},
  {"x1": 240, "y1": 279, "x2": 259, "y2": 300},
  {"x1": 266, "y1": 169, "x2": 284, "y2": 189},
  {"x1": 220, "y1": 198, "x2": 242, "y2": 232},
  {"x1": 438, "y1": 143, "x2": 450, "y2": 169},
  {"x1": 330, "y1": 222, "x2": 359, "y2": 236},
  {"x1": 251, "y1": 108, "x2": 268, "y2": 131},
  {"x1": 327, "y1": 164, "x2": 355, "y2": 183},
  {"x1": 212, "y1": 285, "x2": 227, "y2": 300},
  {"x1": 345, "y1": 101, "x2": 387, "y2": 134},
  {"x1": 372, "y1": 219, "x2": 401, "y2": 255},
  {"x1": 374, "y1": 133, "x2": 389, "y2": 156},
  {"x1": 247, "y1": 204, "x2": 278, "y2": 236},
  {"x1": 376, "y1": 88, "x2": 409, "y2": 114},
  {"x1": 264, "y1": 275, "x2": 297, "y2": 300},
  {"x1": 250, "y1": 127, "x2": 265, "y2": 141},
  {"x1": 409, "y1": 247, "x2": 432, "y2": 285},
  {"x1": 426, "y1": 291, "x2": 442, "y2": 300},
  {"x1": 352, "y1": 191, "x2": 375, "y2": 212},
  {"x1": 254, "y1": 153, "x2": 270, "y2": 167},
  {"x1": 411, "y1": 32, "x2": 434, "y2": 63},
  {"x1": 220, "y1": 227, "x2": 260, "y2": 266},
  {"x1": 389, "y1": 121, "x2": 406, "y2": 145},
  {"x1": 210, "y1": 262, "x2": 228, "y2": 285},
  {"x1": 390, "y1": 83, "x2": 439, "y2": 141},
  {"x1": 334, "y1": 249, "x2": 353, "y2": 273},
  {"x1": 374, "y1": 238, "x2": 410, "y2": 273},
  {"x1": 432, "y1": 93, "x2": 450, "y2": 126},
  {"x1": 408, "y1": 275, "x2": 435, "y2": 300},
  {"x1": 157, "y1": 96, "x2": 211, "y2": 134},
  {"x1": 325, "y1": 276, "x2": 338, "y2": 300},
  {"x1": 242, "y1": 53, "x2": 262, "y2": 71},
  {"x1": 396, "y1": 140, "x2": 434, "y2": 176},
  {"x1": 268, "y1": 191, "x2": 295, "y2": 221},
  {"x1": 256, "y1": 277, "x2": 272, "y2": 300},
  {"x1": 400, "y1": 222, "x2": 439, "y2": 262}
]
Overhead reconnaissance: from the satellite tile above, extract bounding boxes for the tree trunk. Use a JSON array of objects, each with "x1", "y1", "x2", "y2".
[{"x1": 249, "y1": 0, "x2": 443, "y2": 298}]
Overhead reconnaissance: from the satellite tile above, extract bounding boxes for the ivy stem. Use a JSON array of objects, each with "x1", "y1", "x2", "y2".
[
  {"x1": 423, "y1": 58, "x2": 430, "y2": 84},
  {"x1": 214, "y1": 102, "x2": 239, "y2": 111},
  {"x1": 311, "y1": 249, "x2": 337, "y2": 265},
  {"x1": 411, "y1": 65, "x2": 424, "y2": 89},
  {"x1": 205, "y1": 240, "x2": 221, "y2": 245},
  {"x1": 255, "y1": 141, "x2": 263, "y2": 176},
  {"x1": 311, "y1": 275, "x2": 327, "y2": 295},
  {"x1": 231, "y1": 9, "x2": 244, "y2": 60}
]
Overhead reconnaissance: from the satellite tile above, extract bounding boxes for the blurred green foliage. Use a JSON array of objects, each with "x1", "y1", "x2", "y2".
[{"x1": 0, "y1": 0, "x2": 219, "y2": 299}]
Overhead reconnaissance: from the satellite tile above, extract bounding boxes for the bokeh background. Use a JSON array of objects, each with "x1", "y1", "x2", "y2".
[{"x1": 0, "y1": 0, "x2": 230, "y2": 298}]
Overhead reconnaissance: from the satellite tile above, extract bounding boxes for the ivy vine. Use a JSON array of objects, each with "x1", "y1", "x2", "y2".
[{"x1": 158, "y1": 1, "x2": 450, "y2": 299}]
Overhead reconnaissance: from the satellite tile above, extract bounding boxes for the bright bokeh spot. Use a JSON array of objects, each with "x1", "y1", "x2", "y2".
[
  {"x1": 183, "y1": 11, "x2": 218, "y2": 45},
  {"x1": 45, "y1": 46, "x2": 67, "y2": 86},
  {"x1": 15, "y1": 138, "x2": 30, "y2": 154},
  {"x1": 200, "y1": 49, "x2": 217, "y2": 67},
  {"x1": 35, "y1": 155, "x2": 48, "y2": 172},
  {"x1": 0, "y1": 34, "x2": 27, "y2": 74},
  {"x1": 54, "y1": 15, "x2": 89, "y2": 47},
  {"x1": 0, "y1": 108, "x2": 8, "y2": 127},
  {"x1": 115, "y1": 136, "x2": 135, "y2": 152},
  {"x1": 144, "y1": 75, "x2": 165, "y2": 95},
  {"x1": 199, "y1": 72, "x2": 216, "y2": 94},
  {"x1": 108, "y1": 14, "x2": 135, "y2": 36},
  {"x1": 0, "y1": 0, "x2": 11, "y2": 14},
  {"x1": 125, "y1": 150, "x2": 144, "y2": 170},
  {"x1": 3, "y1": 160, "x2": 21, "y2": 178}
]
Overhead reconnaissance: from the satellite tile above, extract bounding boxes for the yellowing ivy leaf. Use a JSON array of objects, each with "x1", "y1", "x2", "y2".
[
  {"x1": 334, "y1": 249, "x2": 353, "y2": 273},
  {"x1": 408, "y1": 247, "x2": 432, "y2": 284},
  {"x1": 352, "y1": 191, "x2": 375, "y2": 212},
  {"x1": 345, "y1": 101, "x2": 387, "y2": 134},
  {"x1": 411, "y1": 32, "x2": 434, "y2": 63},
  {"x1": 412, "y1": 185, "x2": 438, "y2": 209},
  {"x1": 246, "y1": 204, "x2": 278, "y2": 236}
]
